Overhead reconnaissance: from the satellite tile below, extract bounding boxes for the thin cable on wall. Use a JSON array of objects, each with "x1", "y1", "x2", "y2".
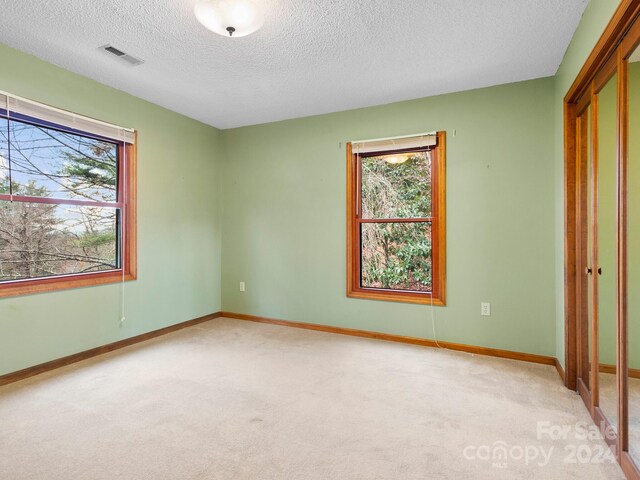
[
  {"x1": 354, "y1": 133, "x2": 443, "y2": 348},
  {"x1": 429, "y1": 292, "x2": 442, "y2": 349}
]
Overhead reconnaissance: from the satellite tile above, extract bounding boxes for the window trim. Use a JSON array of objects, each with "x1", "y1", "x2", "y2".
[
  {"x1": 0, "y1": 127, "x2": 137, "y2": 299},
  {"x1": 346, "y1": 131, "x2": 446, "y2": 306}
]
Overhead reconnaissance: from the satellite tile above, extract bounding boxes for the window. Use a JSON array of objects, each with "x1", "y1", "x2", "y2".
[
  {"x1": 347, "y1": 132, "x2": 446, "y2": 305},
  {"x1": 0, "y1": 92, "x2": 136, "y2": 298}
]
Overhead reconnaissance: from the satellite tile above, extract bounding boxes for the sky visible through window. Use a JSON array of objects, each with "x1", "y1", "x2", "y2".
[{"x1": 0, "y1": 116, "x2": 120, "y2": 282}]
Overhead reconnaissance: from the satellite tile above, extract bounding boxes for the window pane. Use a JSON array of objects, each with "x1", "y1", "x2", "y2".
[
  {"x1": 0, "y1": 118, "x2": 8, "y2": 188},
  {"x1": 361, "y1": 150, "x2": 431, "y2": 219},
  {"x1": 0, "y1": 201, "x2": 119, "y2": 282},
  {"x1": 361, "y1": 222, "x2": 431, "y2": 292},
  {"x1": 0, "y1": 117, "x2": 118, "y2": 202}
]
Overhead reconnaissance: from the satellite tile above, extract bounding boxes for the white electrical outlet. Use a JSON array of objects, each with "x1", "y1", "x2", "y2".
[
  {"x1": 239, "y1": 281, "x2": 245, "y2": 292},
  {"x1": 481, "y1": 302, "x2": 491, "y2": 316}
]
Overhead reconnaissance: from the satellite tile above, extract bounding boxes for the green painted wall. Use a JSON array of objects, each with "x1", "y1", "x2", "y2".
[
  {"x1": 595, "y1": 60, "x2": 640, "y2": 369},
  {"x1": 2, "y1": 0, "x2": 627, "y2": 376},
  {"x1": 597, "y1": 73, "x2": 618, "y2": 366},
  {"x1": 0, "y1": 44, "x2": 223, "y2": 375},
  {"x1": 598, "y1": 61, "x2": 640, "y2": 369},
  {"x1": 553, "y1": 0, "x2": 621, "y2": 369},
  {"x1": 220, "y1": 77, "x2": 557, "y2": 356},
  {"x1": 629, "y1": 60, "x2": 640, "y2": 370}
]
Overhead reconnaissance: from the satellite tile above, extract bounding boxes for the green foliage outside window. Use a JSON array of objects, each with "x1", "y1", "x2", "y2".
[{"x1": 360, "y1": 151, "x2": 432, "y2": 292}]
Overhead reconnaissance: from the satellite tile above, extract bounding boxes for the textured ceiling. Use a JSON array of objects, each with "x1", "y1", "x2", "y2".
[{"x1": 0, "y1": 0, "x2": 589, "y2": 129}]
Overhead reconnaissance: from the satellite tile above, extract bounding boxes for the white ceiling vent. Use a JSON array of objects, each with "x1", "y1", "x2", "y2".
[{"x1": 99, "y1": 44, "x2": 144, "y2": 66}]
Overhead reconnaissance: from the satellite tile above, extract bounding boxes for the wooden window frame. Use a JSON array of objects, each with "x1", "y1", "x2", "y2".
[
  {"x1": 346, "y1": 131, "x2": 446, "y2": 306},
  {"x1": 0, "y1": 120, "x2": 137, "y2": 299}
]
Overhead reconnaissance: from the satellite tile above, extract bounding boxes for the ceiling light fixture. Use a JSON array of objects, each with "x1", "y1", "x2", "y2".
[{"x1": 194, "y1": 0, "x2": 264, "y2": 38}]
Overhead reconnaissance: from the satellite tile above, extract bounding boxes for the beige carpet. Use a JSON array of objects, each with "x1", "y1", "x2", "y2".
[
  {"x1": 0, "y1": 317, "x2": 625, "y2": 479},
  {"x1": 599, "y1": 371, "x2": 640, "y2": 466},
  {"x1": 598, "y1": 372, "x2": 618, "y2": 433}
]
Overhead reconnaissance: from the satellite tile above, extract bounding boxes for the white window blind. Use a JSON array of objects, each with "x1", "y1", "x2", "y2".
[
  {"x1": 352, "y1": 132, "x2": 436, "y2": 154},
  {"x1": 1, "y1": 90, "x2": 135, "y2": 144}
]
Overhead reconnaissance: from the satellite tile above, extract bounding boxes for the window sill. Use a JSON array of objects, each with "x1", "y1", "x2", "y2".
[
  {"x1": 0, "y1": 270, "x2": 136, "y2": 299},
  {"x1": 347, "y1": 287, "x2": 445, "y2": 306}
]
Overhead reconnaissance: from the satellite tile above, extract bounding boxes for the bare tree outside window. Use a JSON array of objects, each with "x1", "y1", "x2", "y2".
[{"x1": 0, "y1": 117, "x2": 120, "y2": 282}]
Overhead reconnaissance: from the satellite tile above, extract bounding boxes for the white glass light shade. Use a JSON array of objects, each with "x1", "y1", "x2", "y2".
[
  {"x1": 384, "y1": 154, "x2": 411, "y2": 165},
  {"x1": 194, "y1": 0, "x2": 264, "y2": 38}
]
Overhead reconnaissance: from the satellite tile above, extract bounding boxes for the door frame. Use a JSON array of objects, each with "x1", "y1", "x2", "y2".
[
  {"x1": 564, "y1": 1, "x2": 640, "y2": 477},
  {"x1": 565, "y1": 0, "x2": 640, "y2": 392}
]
